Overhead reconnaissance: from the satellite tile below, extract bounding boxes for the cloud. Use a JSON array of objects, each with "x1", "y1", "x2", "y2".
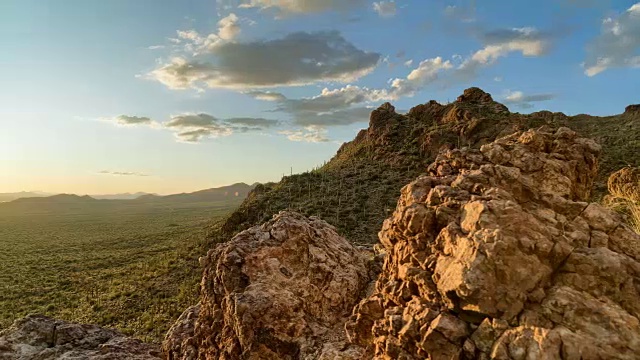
[
  {"x1": 150, "y1": 31, "x2": 380, "y2": 90},
  {"x1": 235, "y1": 0, "x2": 366, "y2": 15},
  {"x1": 165, "y1": 113, "x2": 279, "y2": 143},
  {"x1": 244, "y1": 91, "x2": 287, "y2": 102},
  {"x1": 148, "y1": 45, "x2": 165, "y2": 50},
  {"x1": 279, "y1": 126, "x2": 330, "y2": 143},
  {"x1": 291, "y1": 107, "x2": 372, "y2": 127},
  {"x1": 102, "y1": 115, "x2": 157, "y2": 127},
  {"x1": 456, "y1": 27, "x2": 552, "y2": 80},
  {"x1": 168, "y1": 13, "x2": 242, "y2": 55},
  {"x1": 373, "y1": 1, "x2": 397, "y2": 17},
  {"x1": 98, "y1": 171, "x2": 150, "y2": 177},
  {"x1": 389, "y1": 57, "x2": 453, "y2": 97},
  {"x1": 226, "y1": 117, "x2": 281, "y2": 127},
  {"x1": 502, "y1": 90, "x2": 555, "y2": 109},
  {"x1": 584, "y1": 2, "x2": 640, "y2": 76},
  {"x1": 248, "y1": 86, "x2": 380, "y2": 126},
  {"x1": 217, "y1": 13, "x2": 241, "y2": 40}
]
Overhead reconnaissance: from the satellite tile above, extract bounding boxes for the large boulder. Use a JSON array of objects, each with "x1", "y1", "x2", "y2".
[
  {"x1": 0, "y1": 315, "x2": 160, "y2": 359},
  {"x1": 347, "y1": 127, "x2": 640, "y2": 359},
  {"x1": 165, "y1": 212, "x2": 372, "y2": 360}
]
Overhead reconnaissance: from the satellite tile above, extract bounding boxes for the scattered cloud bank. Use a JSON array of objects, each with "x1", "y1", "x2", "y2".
[
  {"x1": 165, "y1": 113, "x2": 279, "y2": 143},
  {"x1": 584, "y1": 2, "x2": 640, "y2": 76},
  {"x1": 100, "y1": 112, "x2": 279, "y2": 143},
  {"x1": 502, "y1": 90, "x2": 555, "y2": 109},
  {"x1": 150, "y1": 31, "x2": 381, "y2": 90},
  {"x1": 232, "y1": 0, "x2": 366, "y2": 15},
  {"x1": 279, "y1": 126, "x2": 330, "y2": 143},
  {"x1": 247, "y1": 86, "x2": 377, "y2": 126},
  {"x1": 373, "y1": 1, "x2": 397, "y2": 17},
  {"x1": 98, "y1": 171, "x2": 150, "y2": 177}
]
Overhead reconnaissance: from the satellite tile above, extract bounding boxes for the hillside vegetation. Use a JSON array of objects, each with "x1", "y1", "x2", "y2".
[{"x1": 208, "y1": 88, "x2": 640, "y2": 245}]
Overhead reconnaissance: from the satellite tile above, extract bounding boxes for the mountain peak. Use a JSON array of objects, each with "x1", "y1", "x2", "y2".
[{"x1": 456, "y1": 87, "x2": 494, "y2": 103}]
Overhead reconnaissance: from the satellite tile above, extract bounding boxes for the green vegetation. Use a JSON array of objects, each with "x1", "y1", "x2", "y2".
[{"x1": 0, "y1": 197, "x2": 242, "y2": 343}]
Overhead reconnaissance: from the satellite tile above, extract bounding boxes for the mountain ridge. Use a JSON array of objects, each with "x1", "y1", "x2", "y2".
[{"x1": 207, "y1": 87, "x2": 640, "y2": 245}]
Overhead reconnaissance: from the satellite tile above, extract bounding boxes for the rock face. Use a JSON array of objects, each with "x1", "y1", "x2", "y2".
[
  {"x1": 625, "y1": 104, "x2": 640, "y2": 115},
  {"x1": 0, "y1": 315, "x2": 160, "y2": 359},
  {"x1": 165, "y1": 212, "x2": 372, "y2": 360},
  {"x1": 347, "y1": 127, "x2": 640, "y2": 359}
]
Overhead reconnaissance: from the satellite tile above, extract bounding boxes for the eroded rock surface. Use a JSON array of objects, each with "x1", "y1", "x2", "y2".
[
  {"x1": 165, "y1": 212, "x2": 372, "y2": 360},
  {"x1": 0, "y1": 315, "x2": 160, "y2": 359},
  {"x1": 347, "y1": 127, "x2": 640, "y2": 359}
]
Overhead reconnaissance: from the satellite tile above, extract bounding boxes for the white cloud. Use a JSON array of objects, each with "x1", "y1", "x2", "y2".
[
  {"x1": 373, "y1": 1, "x2": 397, "y2": 17},
  {"x1": 502, "y1": 90, "x2": 555, "y2": 109},
  {"x1": 235, "y1": 0, "x2": 366, "y2": 15},
  {"x1": 584, "y1": 2, "x2": 640, "y2": 76},
  {"x1": 404, "y1": 59, "x2": 414, "y2": 67},
  {"x1": 279, "y1": 126, "x2": 330, "y2": 143},
  {"x1": 217, "y1": 13, "x2": 241, "y2": 40},
  {"x1": 390, "y1": 57, "x2": 453, "y2": 97},
  {"x1": 150, "y1": 31, "x2": 380, "y2": 90},
  {"x1": 455, "y1": 27, "x2": 551, "y2": 80}
]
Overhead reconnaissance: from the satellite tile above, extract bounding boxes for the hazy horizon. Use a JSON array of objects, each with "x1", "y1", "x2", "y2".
[{"x1": 2, "y1": 0, "x2": 639, "y2": 195}]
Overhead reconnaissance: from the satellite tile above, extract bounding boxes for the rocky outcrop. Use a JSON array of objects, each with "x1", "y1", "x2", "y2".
[
  {"x1": 166, "y1": 212, "x2": 373, "y2": 360},
  {"x1": 0, "y1": 315, "x2": 160, "y2": 359},
  {"x1": 625, "y1": 104, "x2": 640, "y2": 115},
  {"x1": 346, "y1": 127, "x2": 640, "y2": 359}
]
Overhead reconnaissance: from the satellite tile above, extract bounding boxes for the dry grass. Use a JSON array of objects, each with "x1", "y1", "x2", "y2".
[{"x1": 606, "y1": 167, "x2": 640, "y2": 234}]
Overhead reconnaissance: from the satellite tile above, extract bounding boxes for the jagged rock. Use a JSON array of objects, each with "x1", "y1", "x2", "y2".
[
  {"x1": 165, "y1": 212, "x2": 372, "y2": 360},
  {"x1": 0, "y1": 315, "x2": 160, "y2": 359},
  {"x1": 163, "y1": 305, "x2": 200, "y2": 360},
  {"x1": 609, "y1": 167, "x2": 640, "y2": 202},
  {"x1": 625, "y1": 104, "x2": 640, "y2": 115},
  {"x1": 347, "y1": 127, "x2": 640, "y2": 359}
]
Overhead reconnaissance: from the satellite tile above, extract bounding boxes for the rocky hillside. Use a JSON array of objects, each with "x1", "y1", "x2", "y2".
[
  {"x1": 161, "y1": 127, "x2": 640, "y2": 359},
  {"x1": 208, "y1": 87, "x2": 640, "y2": 246}
]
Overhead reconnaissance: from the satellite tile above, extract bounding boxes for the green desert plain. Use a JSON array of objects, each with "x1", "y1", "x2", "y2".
[{"x1": 0, "y1": 184, "x2": 251, "y2": 342}]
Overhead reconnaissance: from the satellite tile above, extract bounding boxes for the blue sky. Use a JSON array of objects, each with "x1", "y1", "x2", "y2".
[{"x1": 1, "y1": 0, "x2": 639, "y2": 194}]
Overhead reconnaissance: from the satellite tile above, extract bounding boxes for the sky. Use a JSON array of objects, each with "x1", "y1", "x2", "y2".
[{"x1": 0, "y1": 0, "x2": 639, "y2": 195}]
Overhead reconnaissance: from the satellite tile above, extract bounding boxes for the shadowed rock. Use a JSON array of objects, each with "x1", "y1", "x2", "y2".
[{"x1": 0, "y1": 315, "x2": 160, "y2": 359}]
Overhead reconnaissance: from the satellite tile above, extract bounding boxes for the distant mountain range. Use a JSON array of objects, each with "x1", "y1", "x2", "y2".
[
  {"x1": 0, "y1": 183, "x2": 257, "y2": 210},
  {"x1": 91, "y1": 192, "x2": 154, "y2": 200},
  {"x1": 0, "y1": 191, "x2": 51, "y2": 203}
]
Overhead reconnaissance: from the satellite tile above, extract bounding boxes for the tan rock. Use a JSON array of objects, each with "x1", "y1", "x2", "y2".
[
  {"x1": 347, "y1": 127, "x2": 640, "y2": 359},
  {"x1": 165, "y1": 212, "x2": 371, "y2": 359}
]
